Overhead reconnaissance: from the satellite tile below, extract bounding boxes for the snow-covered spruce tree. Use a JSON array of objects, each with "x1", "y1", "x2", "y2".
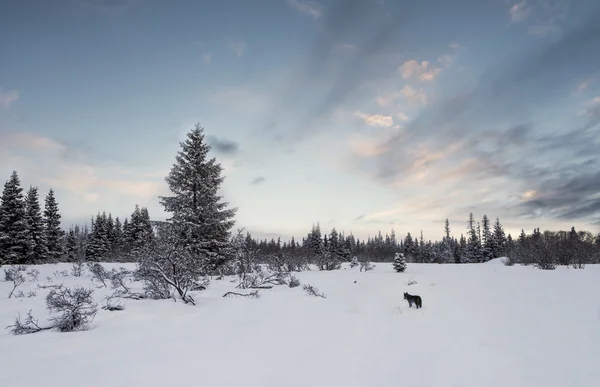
[
  {"x1": 393, "y1": 252, "x2": 407, "y2": 273},
  {"x1": 85, "y1": 212, "x2": 110, "y2": 261},
  {"x1": 44, "y1": 189, "x2": 65, "y2": 262},
  {"x1": 25, "y1": 186, "x2": 48, "y2": 263},
  {"x1": 158, "y1": 124, "x2": 237, "y2": 273},
  {"x1": 0, "y1": 171, "x2": 30, "y2": 265}
]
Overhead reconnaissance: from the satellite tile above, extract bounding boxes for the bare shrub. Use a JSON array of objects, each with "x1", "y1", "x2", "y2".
[
  {"x1": 26, "y1": 268, "x2": 40, "y2": 282},
  {"x1": 5, "y1": 265, "x2": 28, "y2": 281},
  {"x1": 71, "y1": 261, "x2": 85, "y2": 277},
  {"x1": 13, "y1": 290, "x2": 37, "y2": 298},
  {"x1": 238, "y1": 268, "x2": 290, "y2": 289},
  {"x1": 135, "y1": 222, "x2": 208, "y2": 305},
  {"x1": 288, "y1": 275, "x2": 300, "y2": 288},
  {"x1": 46, "y1": 285, "x2": 98, "y2": 332},
  {"x1": 53, "y1": 270, "x2": 69, "y2": 278},
  {"x1": 406, "y1": 280, "x2": 417, "y2": 286},
  {"x1": 6, "y1": 310, "x2": 52, "y2": 335},
  {"x1": 302, "y1": 284, "x2": 326, "y2": 298},
  {"x1": 87, "y1": 263, "x2": 110, "y2": 287},
  {"x1": 109, "y1": 267, "x2": 132, "y2": 293},
  {"x1": 7, "y1": 286, "x2": 98, "y2": 335},
  {"x1": 102, "y1": 291, "x2": 126, "y2": 311},
  {"x1": 5, "y1": 266, "x2": 25, "y2": 298}
]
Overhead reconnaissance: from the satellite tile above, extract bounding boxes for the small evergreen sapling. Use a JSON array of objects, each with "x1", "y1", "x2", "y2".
[{"x1": 393, "y1": 252, "x2": 407, "y2": 273}]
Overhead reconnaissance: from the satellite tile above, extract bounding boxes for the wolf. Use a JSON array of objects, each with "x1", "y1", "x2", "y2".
[{"x1": 404, "y1": 292, "x2": 422, "y2": 309}]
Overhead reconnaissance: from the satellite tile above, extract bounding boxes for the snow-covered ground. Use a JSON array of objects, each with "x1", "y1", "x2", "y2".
[{"x1": 1, "y1": 261, "x2": 599, "y2": 387}]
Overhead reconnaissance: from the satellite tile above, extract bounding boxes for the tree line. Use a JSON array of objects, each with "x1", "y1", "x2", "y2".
[{"x1": 2, "y1": 125, "x2": 600, "y2": 271}]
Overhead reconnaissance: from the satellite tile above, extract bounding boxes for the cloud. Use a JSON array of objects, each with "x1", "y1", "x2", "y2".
[
  {"x1": 508, "y1": 0, "x2": 571, "y2": 37},
  {"x1": 400, "y1": 85, "x2": 428, "y2": 105},
  {"x1": 206, "y1": 135, "x2": 239, "y2": 155},
  {"x1": 398, "y1": 60, "x2": 442, "y2": 82},
  {"x1": 0, "y1": 130, "x2": 171, "y2": 224},
  {"x1": 250, "y1": 176, "x2": 266, "y2": 185},
  {"x1": 264, "y1": 0, "x2": 430, "y2": 138},
  {"x1": 354, "y1": 111, "x2": 394, "y2": 128},
  {"x1": 228, "y1": 40, "x2": 247, "y2": 58},
  {"x1": 202, "y1": 53, "x2": 211, "y2": 64},
  {"x1": 41, "y1": 165, "x2": 163, "y2": 202},
  {"x1": 376, "y1": 85, "x2": 428, "y2": 107},
  {"x1": 288, "y1": 0, "x2": 322, "y2": 19},
  {"x1": 581, "y1": 96, "x2": 600, "y2": 129},
  {"x1": 509, "y1": 1, "x2": 530, "y2": 22},
  {"x1": 345, "y1": 9, "x2": 600, "y2": 227},
  {"x1": 348, "y1": 135, "x2": 391, "y2": 158},
  {"x1": 0, "y1": 89, "x2": 19, "y2": 109}
]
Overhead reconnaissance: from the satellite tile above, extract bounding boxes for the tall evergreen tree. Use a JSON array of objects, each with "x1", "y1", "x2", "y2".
[
  {"x1": 25, "y1": 186, "x2": 48, "y2": 263},
  {"x1": 492, "y1": 217, "x2": 506, "y2": 257},
  {"x1": 44, "y1": 188, "x2": 64, "y2": 261},
  {"x1": 481, "y1": 214, "x2": 493, "y2": 262},
  {"x1": 0, "y1": 171, "x2": 29, "y2": 264},
  {"x1": 158, "y1": 124, "x2": 237, "y2": 271},
  {"x1": 465, "y1": 212, "x2": 481, "y2": 263}
]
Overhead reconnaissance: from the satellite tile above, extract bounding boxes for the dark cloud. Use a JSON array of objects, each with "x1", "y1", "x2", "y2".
[
  {"x1": 514, "y1": 169, "x2": 600, "y2": 221},
  {"x1": 353, "y1": 214, "x2": 365, "y2": 221},
  {"x1": 250, "y1": 176, "x2": 265, "y2": 185},
  {"x1": 206, "y1": 135, "x2": 239, "y2": 155}
]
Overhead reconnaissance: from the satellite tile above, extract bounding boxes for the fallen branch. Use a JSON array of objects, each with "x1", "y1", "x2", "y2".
[{"x1": 223, "y1": 290, "x2": 260, "y2": 298}]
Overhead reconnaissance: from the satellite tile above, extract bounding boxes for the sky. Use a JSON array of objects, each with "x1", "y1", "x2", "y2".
[{"x1": 1, "y1": 0, "x2": 600, "y2": 242}]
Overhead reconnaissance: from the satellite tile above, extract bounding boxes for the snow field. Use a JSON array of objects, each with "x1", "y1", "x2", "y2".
[{"x1": 1, "y1": 261, "x2": 599, "y2": 387}]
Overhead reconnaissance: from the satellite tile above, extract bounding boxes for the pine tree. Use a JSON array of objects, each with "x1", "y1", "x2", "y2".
[
  {"x1": 25, "y1": 186, "x2": 48, "y2": 263},
  {"x1": 0, "y1": 171, "x2": 30, "y2": 264},
  {"x1": 464, "y1": 213, "x2": 481, "y2": 263},
  {"x1": 393, "y1": 252, "x2": 407, "y2": 272},
  {"x1": 44, "y1": 189, "x2": 65, "y2": 261},
  {"x1": 491, "y1": 217, "x2": 506, "y2": 258},
  {"x1": 85, "y1": 212, "x2": 110, "y2": 261},
  {"x1": 65, "y1": 227, "x2": 78, "y2": 262},
  {"x1": 158, "y1": 124, "x2": 237, "y2": 272},
  {"x1": 481, "y1": 215, "x2": 493, "y2": 262},
  {"x1": 444, "y1": 218, "x2": 451, "y2": 239}
]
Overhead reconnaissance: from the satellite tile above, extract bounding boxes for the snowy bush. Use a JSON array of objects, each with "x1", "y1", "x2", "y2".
[
  {"x1": 5, "y1": 266, "x2": 25, "y2": 298},
  {"x1": 53, "y1": 270, "x2": 69, "y2": 278},
  {"x1": 7, "y1": 310, "x2": 49, "y2": 335},
  {"x1": 13, "y1": 290, "x2": 37, "y2": 298},
  {"x1": 288, "y1": 275, "x2": 300, "y2": 288},
  {"x1": 360, "y1": 260, "x2": 375, "y2": 272},
  {"x1": 102, "y1": 292, "x2": 126, "y2": 311},
  {"x1": 238, "y1": 267, "x2": 290, "y2": 289},
  {"x1": 109, "y1": 267, "x2": 132, "y2": 293},
  {"x1": 502, "y1": 257, "x2": 514, "y2": 266},
  {"x1": 135, "y1": 222, "x2": 208, "y2": 305},
  {"x1": 71, "y1": 261, "x2": 85, "y2": 277},
  {"x1": 393, "y1": 252, "x2": 407, "y2": 273},
  {"x1": 350, "y1": 256, "x2": 359, "y2": 268},
  {"x1": 46, "y1": 285, "x2": 98, "y2": 332},
  {"x1": 302, "y1": 284, "x2": 326, "y2": 298},
  {"x1": 26, "y1": 268, "x2": 40, "y2": 281},
  {"x1": 87, "y1": 262, "x2": 110, "y2": 287},
  {"x1": 8, "y1": 286, "x2": 98, "y2": 335},
  {"x1": 4, "y1": 265, "x2": 27, "y2": 281},
  {"x1": 316, "y1": 250, "x2": 342, "y2": 271}
]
